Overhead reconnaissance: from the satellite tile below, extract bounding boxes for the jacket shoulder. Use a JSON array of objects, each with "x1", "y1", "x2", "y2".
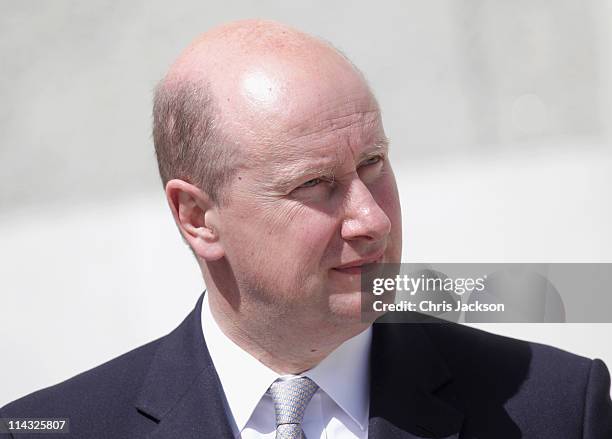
[
  {"x1": 419, "y1": 321, "x2": 593, "y2": 378},
  {"x1": 418, "y1": 322, "x2": 609, "y2": 436}
]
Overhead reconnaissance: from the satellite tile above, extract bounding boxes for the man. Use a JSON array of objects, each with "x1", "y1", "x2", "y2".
[{"x1": 1, "y1": 19, "x2": 611, "y2": 439}]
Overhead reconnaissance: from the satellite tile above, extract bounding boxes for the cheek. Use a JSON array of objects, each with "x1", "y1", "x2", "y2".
[
  {"x1": 274, "y1": 206, "x2": 339, "y2": 264},
  {"x1": 223, "y1": 206, "x2": 340, "y2": 301},
  {"x1": 222, "y1": 199, "x2": 339, "y2": 270}
]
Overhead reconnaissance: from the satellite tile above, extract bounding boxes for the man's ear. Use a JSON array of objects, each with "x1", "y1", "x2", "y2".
[{"x1": 165, "y1": 179, "x2": 224, "y2": 261}]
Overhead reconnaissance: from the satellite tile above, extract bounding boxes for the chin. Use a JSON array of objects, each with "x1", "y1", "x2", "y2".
[{"x1": 327, "y1": 291, "x2": 369, "y2": 323}]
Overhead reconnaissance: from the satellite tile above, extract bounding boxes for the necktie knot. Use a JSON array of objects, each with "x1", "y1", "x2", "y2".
[{"x1": 268, "y1": 376, "x2": 318, "y2": 438}]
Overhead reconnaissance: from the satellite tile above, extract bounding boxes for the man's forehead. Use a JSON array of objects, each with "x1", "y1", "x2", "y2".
[
  {"x1": 219, "y1": 62, "x2": 377, "y2": 143},
  {"x1": 280, "y1": 94, "x2": 382, "y2": 140},
  {"x1": 274, "y1": 132, "x2": 387, "y2": 160},
  {"x1": 250, "y1": 103, "x2": 386, "y2": 158}
]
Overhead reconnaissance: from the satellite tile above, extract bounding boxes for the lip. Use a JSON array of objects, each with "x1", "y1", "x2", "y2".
[{"x1": 332, "y1": 249, "x2": 385, "y2": 274}]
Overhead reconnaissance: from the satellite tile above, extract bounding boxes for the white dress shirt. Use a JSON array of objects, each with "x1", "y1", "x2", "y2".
[{"x1": 202, "y1": 294, "x2": 371, "y2": 439}]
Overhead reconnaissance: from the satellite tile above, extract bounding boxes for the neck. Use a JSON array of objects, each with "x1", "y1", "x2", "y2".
[{"x1": 205, "y1": 288, "x2": 369, "y2": 374}]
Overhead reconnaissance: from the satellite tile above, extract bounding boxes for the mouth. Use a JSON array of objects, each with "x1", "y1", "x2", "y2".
[{"x1": 332, "y1": 250, "x2": 385, "y2": 275}]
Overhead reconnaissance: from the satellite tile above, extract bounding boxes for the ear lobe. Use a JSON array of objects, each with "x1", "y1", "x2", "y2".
[{"x1": 165, "y1": 179, "x2": 225, "y2": 261}]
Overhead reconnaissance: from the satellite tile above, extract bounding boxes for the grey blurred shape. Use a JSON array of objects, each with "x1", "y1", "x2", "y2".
[{"x1": 464, "y1": 268, "x2": 566, "y2": 323}]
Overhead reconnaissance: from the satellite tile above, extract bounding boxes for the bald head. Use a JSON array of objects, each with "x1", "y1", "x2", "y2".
[
  {"x1": 166, "y1": 19, "x2": 361, "y2": 91},
  {"x1": 153, "y1": 19, "x2": 376, "y2": 205}
]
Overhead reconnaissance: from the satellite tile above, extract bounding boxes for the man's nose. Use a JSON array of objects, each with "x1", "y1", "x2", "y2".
[{"x1": 340, "y1": 178, "x2": 392, "y2": 242}]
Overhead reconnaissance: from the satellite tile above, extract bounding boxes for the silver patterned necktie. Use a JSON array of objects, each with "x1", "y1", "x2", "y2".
[{"x1": 268, "y1": 376, "x2": 319, "y2": 439}]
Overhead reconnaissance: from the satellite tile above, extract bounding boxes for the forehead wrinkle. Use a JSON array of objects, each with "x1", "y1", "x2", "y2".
[
  {"x1": 270, "y1": 110, "x2": 383, "y2": 164},
  {"x1": 283, "y1": 111, "x2": 381, "y2": 146},
  {"x1": 281, "y1": 95, "x2": 381, "y2": 141}
]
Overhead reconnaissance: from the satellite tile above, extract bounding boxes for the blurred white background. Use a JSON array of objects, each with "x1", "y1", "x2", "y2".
[{"x1": 1, "y1": 0, "x2": 611, "y2": 405}]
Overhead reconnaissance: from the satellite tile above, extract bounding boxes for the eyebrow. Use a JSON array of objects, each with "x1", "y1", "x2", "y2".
[{"x1": 270, "y1": 137, "x2": 390, "y2": 191}]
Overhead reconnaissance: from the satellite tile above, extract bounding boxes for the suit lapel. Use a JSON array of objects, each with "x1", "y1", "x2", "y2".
[
  {"x1": 135, "y1": 292, "x2": 234, "y2": 439},
  {"x1": 368, "y1": 323, "x2": 464, "y2": 439}
]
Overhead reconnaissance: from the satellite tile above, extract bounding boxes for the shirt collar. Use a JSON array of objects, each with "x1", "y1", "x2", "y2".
[
  {"x1": 201, "y1": 293, "x2": 371, "y2": 434},
  {"x1": 303, "y1": 324, "x2": 371, "y2": 430}
]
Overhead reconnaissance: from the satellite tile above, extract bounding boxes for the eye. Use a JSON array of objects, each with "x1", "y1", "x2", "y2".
[
  {"x1": 296, "y1": 178, "x2": 333, "y2": 189},
  {"x1": 293, "y1": 176, "x2": 335, "y2": 194},
  {"x1": 361, "y1": 155, "x2": 383, "y2": 167},
  {"x1": 298, "y1": 178, "x2": 323, "y2": 189}
]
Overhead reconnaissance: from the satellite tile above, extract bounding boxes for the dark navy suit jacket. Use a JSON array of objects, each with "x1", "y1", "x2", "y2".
[{"x1": 2, "y1": 292, "x2": 612, "y2": 438}]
